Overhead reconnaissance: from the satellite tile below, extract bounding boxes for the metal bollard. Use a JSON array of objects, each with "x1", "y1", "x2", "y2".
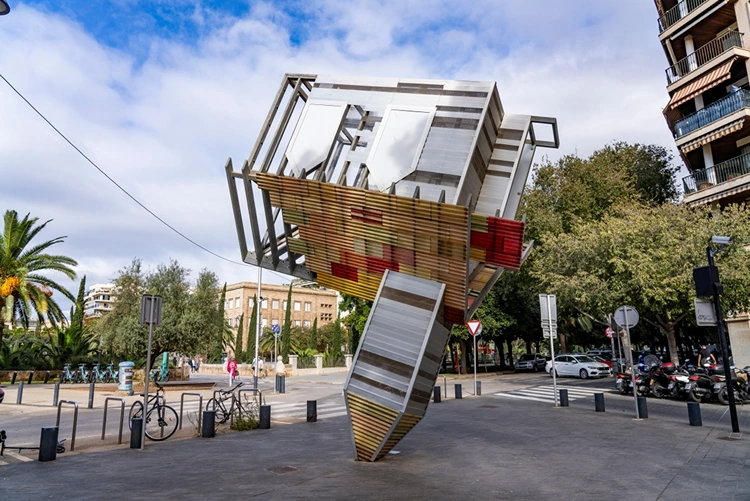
[
  {"x1": 39, "y1": 426, "x2": 59, "y2": 462},
  {"x1": 88, "y1": 382, "x2": 95, "y2": 409},
  {"x1": 130, "y1": 418, "x2": 143, "y2": 448},
  {"x1": 476, "y1": 381, "x2": 482, "y2": 396},
  {"x1": 275, "y1": 374, "x2": 280, "y2": 392},
  {"x1": 637, "y1": 396, "x2": 648, "y2": 419},
  {"x1": 43, "y1": 371, "x2": 50, "y2": 384},
  {"x1": 201, "y1": 410, "x2": 215, "y2": 438},
  {"x1": 433, "y1": 386, "x2": 441, "y2": 403},
  {"x1": 594, "y1": 393, "x2": 605, "y2": 412},
  {"x1": 259, "y1": 405, "x2": 271, "y2": 429},
  {"x1": 27, "y1": 371, "x2": 34, "y2": 384},
  {"x1": 278, "y1": 375, "x2": 286, "y2": 394},
  {"x1": 16, "y1": 381, "x2": 24, "y2": 404},
  {"x1": 52, "y1": 382, "x2": 60, "y2": 407},
  {"x1": 307, "y1": 400, "x2": 317, "y2": 423},
  {"x1": 559, "y1": 389, "x2": 569, "y2": 407},
  {"x1": 10, "y1": 371, "x2": 17, "y2": 385},
  {"x1": 454, "y1": 384, "x2": 462, "y2": 399},
  {"x1": 687, "y1": 402, "x2": 702, "y2": 426}
]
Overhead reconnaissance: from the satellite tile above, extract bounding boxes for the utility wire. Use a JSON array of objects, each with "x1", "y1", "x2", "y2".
[{"x1": 0, "y1": 71, "x2": 291, "y2": 282}]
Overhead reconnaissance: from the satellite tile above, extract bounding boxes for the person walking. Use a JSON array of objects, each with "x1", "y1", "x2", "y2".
[
  {"x1": 188, "y1": 358, "x2": 195, "y2": 373},
  {"x1": 227, "y1": 357, "x2": 238, "y2": 386},
  {"x1": 697, "y1": 344, "x2": 716, "y2": 366}
]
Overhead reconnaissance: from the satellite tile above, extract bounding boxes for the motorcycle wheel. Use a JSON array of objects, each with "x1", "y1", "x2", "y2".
[
  {"x1": 652, "y1": 385, "x2": 664, "y2": 398},
  {"x1": 689, "y1": 388, "x2": 703, "y2": 403},
  {"x1": 717, "y1": 388, "x2": 729, "y2": 405},
  {"x1": 618, "y1": 383, "x2": 629, "y2": 395}
]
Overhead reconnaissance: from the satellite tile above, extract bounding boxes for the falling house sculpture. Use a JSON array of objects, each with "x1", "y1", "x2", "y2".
[{"x1": 225, "y1": 74, "x2": 559, "y2": 461}]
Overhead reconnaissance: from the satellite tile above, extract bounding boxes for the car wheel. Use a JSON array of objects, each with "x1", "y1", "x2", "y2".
[{"x1": 579, "y1": 369, "x2": 589, "y2": 379}]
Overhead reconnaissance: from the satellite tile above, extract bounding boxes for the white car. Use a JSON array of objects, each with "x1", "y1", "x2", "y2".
[{"x1": 545, "y1": 354, "x2": 611, "y2": 379}]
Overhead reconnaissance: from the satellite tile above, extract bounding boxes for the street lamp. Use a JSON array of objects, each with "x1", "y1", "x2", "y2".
[
  {"x1": 693, "y1": 235, "x2": 739, "y2": 433},
  {"x1": 0, "y1": 1, "x2": 10, "y2": 16}
]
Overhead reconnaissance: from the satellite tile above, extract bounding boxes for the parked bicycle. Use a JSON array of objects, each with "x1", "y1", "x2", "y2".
[
  {"x1": 60, "y1": 364, "x2": 77, "y2": 384},
  {"x1": 149, "y1": 365, "x2": 170, "y2": 383},
  {"x1": 128, "y1": 381, "x2": 178, "y2": 441},
  {"x1": 90, "y1": 364, "x2": 108, "y2": 383},
  {"x1": 76, "y1": 364, "x2": 91, "y2": 383},
  {"x1": 205, "y1": 382, "x2": 257, "y2": 424},
  {"x1": 104, "y1": 363, "x2": 118, "y2": 383}
]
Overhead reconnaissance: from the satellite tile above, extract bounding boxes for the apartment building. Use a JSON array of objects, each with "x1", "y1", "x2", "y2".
[
  {"x1": 83, "y1": 283, "x2": 116, "y2": 318},
  {"x1": 223, "y1": 281, "x2": 339, "y2": 350},
  {"x1": 655, "y1": 0, "x2": 750, "y2": 365}
]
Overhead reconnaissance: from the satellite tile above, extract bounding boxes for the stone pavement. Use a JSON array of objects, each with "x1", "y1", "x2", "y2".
[{"x1": 2, "y1": 386, "x2": 749, "y2": 501}]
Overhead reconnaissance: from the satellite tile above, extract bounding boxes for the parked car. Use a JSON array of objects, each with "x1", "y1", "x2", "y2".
[
  {"x1": 514, "y1": 354, "x2": 547, "y2": 372},
  {"x1": 591, "y1": 355, "x2": 612, "y2": 368},
  {"x1": 546, "y1": 354, "x2": 612, "y2": 379},
  {"x1": 586, "y1": 349, "x2": 613, "y2": 359}
]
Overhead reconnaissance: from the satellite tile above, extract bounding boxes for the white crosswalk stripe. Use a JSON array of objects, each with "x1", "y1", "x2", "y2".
[
  {"x1": 177, "y1": 400, "x2": 347, "y2": 422},
  {"x1": 495, "y1": 385, "x2": 614, "y2": 404}
]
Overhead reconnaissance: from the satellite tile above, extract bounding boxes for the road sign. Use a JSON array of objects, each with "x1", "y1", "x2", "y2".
[
  {"x1": 694, "y1": 298, "x2": 718, "y2": 326},
  {"x1": 614, "y1": 305, "x2": 639, "y2": 328},
  {"x1": 605, "y1": 327, "x2": 615, "y2": 339},
  {"x1": 140, "y1": 294, "x2": 162, "y2": 326},
  {"x1": 272, "y1": 323, "x2": 281, "y2": 336},
  {"x1": 539, "y1": 294, "x2": 557, "y2": 339},
  {"x1": 467, "y1": 320, "x2": 482, "y2": 337}
]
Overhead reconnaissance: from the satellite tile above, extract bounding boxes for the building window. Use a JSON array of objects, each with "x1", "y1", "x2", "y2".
[
  {"x1": 262, "y1": 299, "x2": 268, "y2": 309},
  {"x1": 303, "y1": 320, "x2": 311, "y2": 328},
  {"x1": 248, "y1": 298, "x2": 254, "y2": 308},
  {"x1": 294, "y1": 301, "x2": 301, "y2": 311},
  {"x1": 294, "y1": 320, "x2": 301, "y2": 327},
  {"x1": 228, "y1": 298, "x2": 234, "y2": 309},
  {"x1": 304, "y1": 302, "x2": 311, "y2": 312},
  {"x1": 235, "y1": 316, "x2": 240, "y2": 327},
  {"x1": 235, "y1": 297, "x2": 240, "y2": 307},
  {"x1": 261, "y1": 318, "x2": 268, "y2": 328},
  {"x1": 272, "y1": 300, "x2": 279, "y2": 309},
  {"x1": 283, "y1": 300, "x2": 288, "y2": 310},
  {"x1": 271, "y1": 319, "x2": 279, "y2": 326}
]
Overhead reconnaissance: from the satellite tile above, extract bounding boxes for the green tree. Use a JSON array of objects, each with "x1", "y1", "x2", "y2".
[
  {"x1": 235, "y1": 313, "x2": 244, "y2": 361},
  {"x1": 309, "y1": 317, "x2": 318, "y2": 351},
  {"x1": 71, "y1": 276, "x2": 86, "y2": 334},
  {"x1": 0, "y1": 210, "x2": 77, "y2": 345},
  {"x1": 281, "y1": 284, "x2": 292, "y2": 363},
  {"x1": 245, "y1": 294, "x2": 257, "y2": 363},
  {"x1": 331, "y1": 313, "x2": 343, "y2": 357}
]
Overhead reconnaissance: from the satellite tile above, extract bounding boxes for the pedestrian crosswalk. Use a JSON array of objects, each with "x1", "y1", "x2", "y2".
[
  {"x1": 177, "y1": 399, "x2": 348, "y2": 423},
  {"x1": 494, "y1": 385, "x2": 614, "y2": 404}
]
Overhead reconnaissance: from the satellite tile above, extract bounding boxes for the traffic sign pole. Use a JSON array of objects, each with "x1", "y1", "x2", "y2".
[
  {"x1": 547, "y1": 298, "x2": 558, "y2": 407},
  {"x1": 607, "y1": 316, "x2": 617, "y2": 390},
  {"x1": 624, "y1": 307, "x2": 639, "y2": 419},
  {"x1": 474, "y1": 334, "x2": 477, "y2": 396},
  {"x1": 466, "y1": 320, "x2": 482, "y2": 396}
]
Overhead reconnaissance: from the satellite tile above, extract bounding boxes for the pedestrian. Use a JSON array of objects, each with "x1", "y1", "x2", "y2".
[
  {"x1": 258, "y1": 358, "x2": 264, "y2": 377},
  {"x1": 697, "y1": 344, "x2": 716, "y2": 366},
  {"x1": 188, "y1": 358, "x2": 194, "y2": 373},
  {"x1": 227, "y1": 357, "x2": 238, "y2": 386},
  {"x1": 195, "y1": 356, "x2": 201, "y2": 373}
]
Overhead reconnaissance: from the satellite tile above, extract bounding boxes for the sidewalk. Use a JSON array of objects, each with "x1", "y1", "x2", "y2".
[{"x1": 1, "y1": 386, "x2": 748, "y2": 500}]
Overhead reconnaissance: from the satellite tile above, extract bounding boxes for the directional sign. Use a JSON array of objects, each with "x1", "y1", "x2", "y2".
[
  {"x1": 539, "y1": 294, "x2": 557, "y2": 339},
  {"x1": 614, "y1": 305, "x2": 639, "y2": 329},
  {"x1": 694, "y1": 298, "x2": 717, "y2": 326},
  {"x1": 605, "y1": 327, "x2": 615, "y2": 339},
  {"x1": 467, "y1": 320, "x2": 482, "y2": 337},
  {"x1": 271, "y1": 323, "x2": 281, "y2": 336}
]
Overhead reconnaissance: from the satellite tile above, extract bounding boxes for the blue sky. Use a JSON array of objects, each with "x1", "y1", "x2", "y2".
[{"x1": 0, "y1": 0, "x2": 678, "y2": 310}]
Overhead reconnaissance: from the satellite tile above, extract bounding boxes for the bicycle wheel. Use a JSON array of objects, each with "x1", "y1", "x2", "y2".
[
  {"x1": 144, "y1": 405, "x2": 178, "y2": 441},
  {"x1": 128, "y1": 401, "x2": 144, "y2": 430},
  {"x1": 206, "y1": 398, "x2": 230, "y2": 424}
]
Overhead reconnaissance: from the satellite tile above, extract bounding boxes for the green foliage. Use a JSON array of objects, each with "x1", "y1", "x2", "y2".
[
  {"x1": 235, "y1": 313, "x2": 244, "y2": 361},
  {"x1": 309, "y1": 317, "x2": 318, "y2": 351},
  {"x1": 0, "y1": 210, "x2": 77, "y2": 345},
  {"x1": 281, "y1": 284, "x2": 293, "y2": 363},
  {"x1": 331, "y1": 313, "x2": 343, "y2": 356}
]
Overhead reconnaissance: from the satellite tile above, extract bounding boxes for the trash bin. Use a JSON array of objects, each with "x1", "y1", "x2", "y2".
[{"x1": 118, "y1": 361, "x2": 135, "y2": 395}]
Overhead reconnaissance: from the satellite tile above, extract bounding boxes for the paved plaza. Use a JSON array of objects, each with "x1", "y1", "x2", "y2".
[{"x1": 2, "y1": 374, "x2": 749, "y2": 501}]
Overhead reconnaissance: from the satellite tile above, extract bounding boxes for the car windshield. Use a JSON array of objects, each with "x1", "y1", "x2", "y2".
[
  {"x1": 574, "y1": 356, "x2": 596, "y2": 363},
  {"x1": 520, "y1": 355, "x2": 535, "y2": 361}
]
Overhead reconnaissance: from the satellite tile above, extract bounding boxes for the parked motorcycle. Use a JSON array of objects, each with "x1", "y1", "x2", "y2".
[
  {"x1": 616, "y1": 372, "x2": 634, "y2": 395},
  {"x1": 715, "y1": 366, "x2": 750, "y2": 405},
  {"x1": 685, "y1": 364, "x2": 722, "y2": 403}
]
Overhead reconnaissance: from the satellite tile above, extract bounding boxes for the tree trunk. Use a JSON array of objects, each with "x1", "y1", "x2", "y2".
[
  {"x1": 496, "y1": 339, "x2": 505, "y2": 369},
  {"x1": 505, "y1": 338, "x2": 513, "y2": 366},
  {"x1": 665, "y1": 322, "x2": 680, "y2": 365},
  {"x1": 525, "y1": 338, "x2": 531, "y2": 354},
  {"x1": 459, "y1": 338, "x2": 468, "y2": 374},
  {"x1": 559, "y1": 333, "x2": 567, "y2": 354}
]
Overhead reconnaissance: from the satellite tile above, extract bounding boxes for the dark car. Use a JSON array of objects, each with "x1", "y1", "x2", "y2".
[{"x1": 514, "y1": 354, "x2": 547, "y2": 372}]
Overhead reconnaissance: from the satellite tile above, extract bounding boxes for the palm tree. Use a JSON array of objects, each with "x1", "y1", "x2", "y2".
[{"x1": 0, "y1": 210, "x2": 77, "y2": 345}]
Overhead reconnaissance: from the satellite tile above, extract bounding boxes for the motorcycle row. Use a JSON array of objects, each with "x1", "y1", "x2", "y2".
[{"x1": 616, "y1": 359, "x2": 750, "y2": 406}]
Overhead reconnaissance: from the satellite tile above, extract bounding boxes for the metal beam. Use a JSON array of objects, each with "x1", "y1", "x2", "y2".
[
  {"x1": 261, "y1": 190, "x2": 280, "y2": 268},
  {"x1": 241, "y1": 160, "x2": 263, "y2": 265},
  {"x1": 261, "y1": 78, "x2": 303, "y2": 173},
  {"x1": 225, "y1": 158, "x2": 248, "y2": 262},
  {"x1": 247, "y1": 75, "x2": 293, "y2": 170}
]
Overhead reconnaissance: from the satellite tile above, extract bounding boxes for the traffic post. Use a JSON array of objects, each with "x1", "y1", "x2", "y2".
[
  {"x1": 615, "y1": 305, "x2": 640, "y2": 419},
  {"x1": 467, "y1": 320, "x2": 482, "y2": 396},
  {"x1": 539, "y1": 294, "x2": 558, "y2": 407},
  {"x1": 139, "y1": 294, "x2": 163, "y2": 450}
]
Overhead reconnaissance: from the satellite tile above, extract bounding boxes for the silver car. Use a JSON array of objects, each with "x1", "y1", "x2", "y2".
[
  {"x1": 545, "y1": 354, "x2": 611, "y2": 379},
  {"x1": 515, "y1": 353, "x2": 547, "y2": 372}
]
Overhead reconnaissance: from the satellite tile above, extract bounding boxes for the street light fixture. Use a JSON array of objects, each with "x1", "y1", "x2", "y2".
[{"x1": 0, "y1": 1, "x2": 10, "y2": 16}]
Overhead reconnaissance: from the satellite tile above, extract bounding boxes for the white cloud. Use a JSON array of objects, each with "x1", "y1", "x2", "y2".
[{"x1": 0, "y1": 0, "x2": 680, "y2": 312}]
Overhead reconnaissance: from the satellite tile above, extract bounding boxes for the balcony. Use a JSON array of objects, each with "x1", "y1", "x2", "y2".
[
  {"x1": 683, "y1": 151, "x2": 750, "y2": 193},
  {"x1": 658, "y1": 0, "x2": 711, "y2": 33},
  {"x1": 666, "y1": 31, "x2": 743, "y2": 84},
  {"x1": 674, "y1": 89, "x2": 750, "y2": 138}
]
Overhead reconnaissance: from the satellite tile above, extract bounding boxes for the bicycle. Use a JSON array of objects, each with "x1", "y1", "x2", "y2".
[
  {"x1": 128, "y1": 381, "x2": 179, "y2": 441},
  {"x1": 104, "y1": 364, "x2": 118, "y2": 383},
  {"x1": 90, "y1": 364, "x2": 108, "y2": 383},
  {"x1": 205, "y1": 382, "x2": 251, "y2": 424},
  {"x1": 149, "y1": 365, "x2": 170, "y2": 383},
  {"x1": 60, "y1": 364, "x2": 77, "y2": 384},
  {"x1": 76, "y1": 364, "x2": 91, "y2": 383}
]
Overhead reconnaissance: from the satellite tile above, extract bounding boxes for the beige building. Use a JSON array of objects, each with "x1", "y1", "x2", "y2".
[
  {"x1": 223, "y1": 281, "x2": 338, "y2": 349},
  {"x1": 83, "y1": 283, "x2": 116, "y2": 318},
  {"x1": 654, "y1": 0, "x2": 750, "y2": 366}
]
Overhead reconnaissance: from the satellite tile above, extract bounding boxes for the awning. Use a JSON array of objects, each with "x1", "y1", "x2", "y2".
[
  {"x1": 668, "y1": 57, "x2": 736, "y2": 109},
  {"x1": 689, "y1": 179, "x2": 750, "y2": 205},
  {"x1": 662, "y1": 102, "x2": 683, "y2": 128},
  {"x1": 680, "y1": 118, "x2": 745, "y2": 153}
]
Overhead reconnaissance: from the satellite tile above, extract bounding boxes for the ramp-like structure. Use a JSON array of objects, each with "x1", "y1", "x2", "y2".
[
  {"x1": 224, "y1": 73, "x2": 559, "y2": 460},
  {"x1": 343, "y1": 271, "x2": 447, "y2": 461}
]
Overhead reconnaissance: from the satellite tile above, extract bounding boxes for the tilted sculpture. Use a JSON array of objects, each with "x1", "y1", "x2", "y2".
[{"x1": 225, "y1": 73, "x2": 559, "y2": 461}]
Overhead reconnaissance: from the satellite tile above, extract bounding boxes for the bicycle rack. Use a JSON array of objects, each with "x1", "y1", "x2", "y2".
[
  {"x1": 231, "y1": 388, "x2": 264, "y2": 427},
  {"x1": 101, "y1": 397, "x2": 125, "y2": 444},
  {"x1": 56, "y1": 400, "x2": 78, "y2": 452},
  {"x1": 179, "y1": 392, "x2": 203, "y2": 431}
]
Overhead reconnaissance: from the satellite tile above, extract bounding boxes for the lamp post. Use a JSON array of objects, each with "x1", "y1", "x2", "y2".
[
  {"x1": 697, "y1": 236, "x2": 739, "y2": 433},
  {"x1": 0, "y1": 1, "x2": 10, "y2": 16}
]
